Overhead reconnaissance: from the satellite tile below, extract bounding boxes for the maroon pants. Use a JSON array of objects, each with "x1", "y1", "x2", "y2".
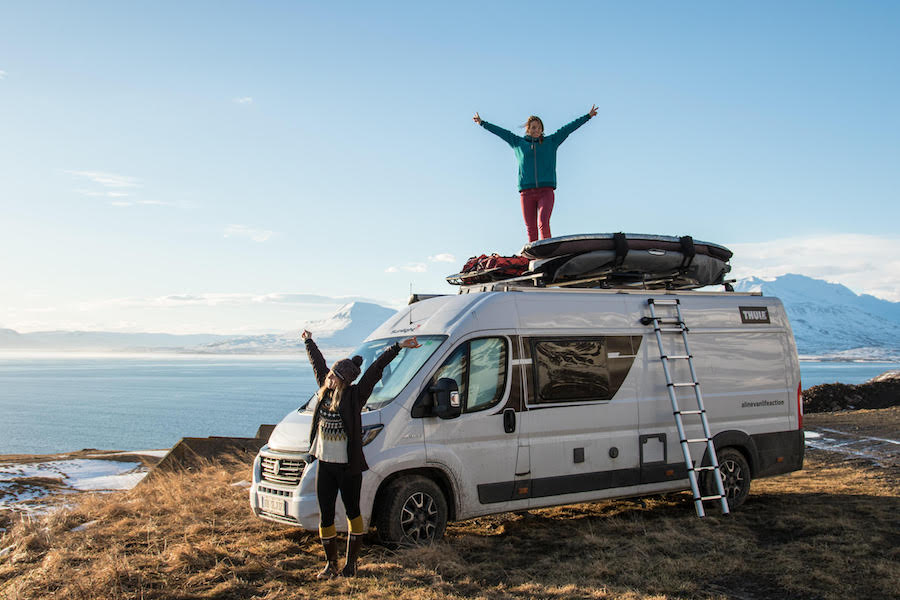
[{"x1": 520, "y1": 187, "x2": 555, "y2": 242}]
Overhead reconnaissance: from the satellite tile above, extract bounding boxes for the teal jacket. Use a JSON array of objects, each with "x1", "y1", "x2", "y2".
[{"x1": 481, "y1": 114, "x2": 591, "y2": 191}]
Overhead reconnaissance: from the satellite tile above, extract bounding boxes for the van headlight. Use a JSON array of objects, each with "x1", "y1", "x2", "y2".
[{"x1": 361, "y1": 424, "x2": 384, "y2": 446}]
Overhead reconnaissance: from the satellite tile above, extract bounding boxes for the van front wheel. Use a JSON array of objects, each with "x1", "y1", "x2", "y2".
[
  {"x1": 376, "y1": 476, "x2": 448, "y2": 546},
  {"x1": 703, "y1": 447, "x2": 751, "y2": 509}
]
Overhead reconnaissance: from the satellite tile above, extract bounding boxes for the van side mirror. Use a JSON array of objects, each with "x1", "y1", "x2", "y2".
[{"x1": 431, "y1": 377, "x2": 462, "y2": 419}]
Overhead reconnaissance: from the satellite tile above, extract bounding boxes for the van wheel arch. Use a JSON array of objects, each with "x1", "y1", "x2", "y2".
[
  {"x1": 372, "y1": 467, "x2": 457, "y2": 524},
  {"x1": 705, "y1": 431, "x2": 758, "y2": 477}
]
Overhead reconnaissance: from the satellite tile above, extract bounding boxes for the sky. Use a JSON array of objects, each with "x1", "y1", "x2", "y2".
[{"x1": 1, "y1": 1, "x2": 898, "y2": 334}]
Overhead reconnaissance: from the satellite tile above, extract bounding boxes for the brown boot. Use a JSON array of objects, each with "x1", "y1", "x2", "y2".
[
  {"x1": 340, "y1": 534, "x2": 364, "y2": 577},
  {"x1": 317, "y1": 536, "x2": 339, "y2": 580}
]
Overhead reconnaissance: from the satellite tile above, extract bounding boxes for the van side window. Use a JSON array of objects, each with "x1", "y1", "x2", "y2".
[
  {"x1": 532, "y1": 339, "x2": 609, "y2": 403},
  {"x1": 467, "y1": 338, "x2": 507, "y2": 411},
  {"x1": 432, "y1": 344, "x2": 468, "y2": 402},
  {"x1": 431, "y1": 337, "x2": 508, "y2": 413}
]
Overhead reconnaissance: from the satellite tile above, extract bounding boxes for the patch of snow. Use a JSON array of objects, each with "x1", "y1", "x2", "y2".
[
  {"x1": 0, "y1": 544, "x2": 14, "y2": 558},
  {"x1": 0, "y1": 459, "x2": 147, "y2": 509},
  {"x1": 813, "y1": 427, "x2": 899, "y2": 446},
  {"x1": 805, "y1": 427, "x2": 898, "y2": 468},
  {"x1": 230, "y1": 480, "x2": 251, "y2": 488},
  {"x1": 86, "y1": 449, "x2": 169, "y2": 459},
  {"x1": 70, "y1": 519, "x2": 99, "y2": 532},
  {"x1": 70, "y1": 471, "x2": 147, "y2": 491}
]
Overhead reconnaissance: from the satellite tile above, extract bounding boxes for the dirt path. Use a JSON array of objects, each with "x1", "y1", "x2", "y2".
[{"x1": 804, "y1": 406, "x2": 900, "y2": 481}]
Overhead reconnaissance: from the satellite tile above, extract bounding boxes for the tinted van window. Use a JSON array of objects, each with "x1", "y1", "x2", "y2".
[{"x1": 533, "y1": 339, "x2": 609, "y2": 402}]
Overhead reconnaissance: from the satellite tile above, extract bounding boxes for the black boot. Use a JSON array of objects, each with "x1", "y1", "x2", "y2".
[
  {"x1": 340, "y1": 534, "x2": 364, "y2": 577},
  {"x1": 317, "y1": 536, "x2": 339, "y2": 580}
]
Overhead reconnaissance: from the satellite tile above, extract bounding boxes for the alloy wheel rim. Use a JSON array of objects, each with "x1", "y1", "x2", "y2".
[
  {"x1": 399, "y1": 491, "x2": 437, "y2": 542},
  {"x1": 719, "y1": 458, "x2": 745, "y2": 499}
]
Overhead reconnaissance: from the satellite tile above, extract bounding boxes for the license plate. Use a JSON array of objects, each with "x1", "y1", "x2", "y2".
[{"x1": 260, "y1": 494, "x2": 286, "y2": 516}]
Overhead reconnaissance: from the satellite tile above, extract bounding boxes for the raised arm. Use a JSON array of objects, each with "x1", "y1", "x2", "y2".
[
  {"x1": 551, "y1": 105, "x2": 597, "y2": 145},
  {"x1": 302, "y1": 330, "x2": 328, "y2": 387},
  {"x1": 356, "y1": 337, "x2": 421, "y2": 406},
  {"x1": 475, "y1": 113, "x2": 520, "y2": 147}
]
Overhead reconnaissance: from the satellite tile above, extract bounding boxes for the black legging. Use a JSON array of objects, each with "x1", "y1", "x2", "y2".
[{"x1": 316, "y1": 460, "x2": 362, "y2": 528}]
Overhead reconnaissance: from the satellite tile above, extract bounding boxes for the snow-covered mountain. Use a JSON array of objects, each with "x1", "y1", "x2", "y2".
[
  {"x1": 194, "y1": 302, "x2": 398, "y2": 353},
  {"x1": 735, "y1": 274, "x2": 900, "y2": 359}
]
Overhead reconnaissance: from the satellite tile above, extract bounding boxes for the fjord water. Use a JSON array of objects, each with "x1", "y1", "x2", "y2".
[
  {"x1": 0, "y1": 355, "x2": 897, "y2": 455},
  {"x1": 0, "y1": 355, "x2": 317, "y2": 455}
]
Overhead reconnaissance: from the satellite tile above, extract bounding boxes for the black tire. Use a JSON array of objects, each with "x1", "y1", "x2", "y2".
[
  {"x1": 376, "y1": 476, "x2": 448, "y2": 546},
  {"x1": 702, "y1": 447, "x2": 751, "y2": 510}
]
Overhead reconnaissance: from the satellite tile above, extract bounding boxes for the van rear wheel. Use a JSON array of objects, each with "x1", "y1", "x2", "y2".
[
  {"x1": 376, "y1": 476, "x2": 448, "y2": 547},
  {"x1": 703, "y1": 447, "x2": 751, "y2": 509}
]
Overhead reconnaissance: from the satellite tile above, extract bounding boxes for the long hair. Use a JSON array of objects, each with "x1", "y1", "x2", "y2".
[{"x1": 317, "y1": 373, "x2": 348, "y2": 410}]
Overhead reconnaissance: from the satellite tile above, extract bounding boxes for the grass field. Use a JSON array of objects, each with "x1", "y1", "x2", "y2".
[{"x1": 1, "y1": 410, "x2": 898, "y2": 600}]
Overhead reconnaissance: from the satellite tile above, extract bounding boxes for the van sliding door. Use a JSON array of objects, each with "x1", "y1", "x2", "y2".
[{"x1": 521, "y1": 336, "x2": 641, "y2": 507}]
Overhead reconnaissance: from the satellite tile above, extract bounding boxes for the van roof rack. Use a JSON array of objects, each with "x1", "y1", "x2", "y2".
[{"x1": 458, "y1": 280, "x2": 757, "y2": 296}]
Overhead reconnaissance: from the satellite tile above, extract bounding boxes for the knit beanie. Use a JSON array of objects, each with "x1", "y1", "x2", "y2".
[{"x1": 331, "y1": 355, "x2": 363, "y2": 383}]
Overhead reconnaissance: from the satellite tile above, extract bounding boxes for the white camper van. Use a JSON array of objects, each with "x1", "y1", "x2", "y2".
[{"x1": 250, "y1": 284, "x2": 803, "y2": 544}]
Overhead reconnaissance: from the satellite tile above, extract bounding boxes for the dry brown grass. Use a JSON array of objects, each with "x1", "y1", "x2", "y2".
[{"x1": 1, "y1": 443, "x2": 898, "y2": 600}]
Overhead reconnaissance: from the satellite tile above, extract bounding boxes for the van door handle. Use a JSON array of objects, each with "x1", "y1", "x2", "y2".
[{"x1": 503, "y1": 408, "x2": 516, "y2": 434}]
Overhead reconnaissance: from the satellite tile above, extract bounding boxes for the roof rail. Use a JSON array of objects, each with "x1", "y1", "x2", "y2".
[{"x1": 408, "y1": 293, "x2": 448, "y2": 305}]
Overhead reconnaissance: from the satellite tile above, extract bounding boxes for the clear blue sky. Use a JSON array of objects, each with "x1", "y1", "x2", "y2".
[{"x1": 2, "y1": 1, "x2": 898, "y2": 333}]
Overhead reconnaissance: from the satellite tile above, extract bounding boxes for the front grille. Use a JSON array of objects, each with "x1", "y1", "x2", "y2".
[
  {"x1": 260, "y1": 456, "x2": 306, "y2": 486},
  {"x1": 258, "y1": 485, "x2": 291, "y2": 497}
]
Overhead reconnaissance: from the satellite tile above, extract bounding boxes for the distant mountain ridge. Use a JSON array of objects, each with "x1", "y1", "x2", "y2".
[
  {"x1": 0, "y1": 302, "x2": 398, "y2": 353},
  {"x1": 198, "y1": 302, "x2": 397, "y2": 353},
  {"x1": 0, "y1": 329, "x2": 229, "y2": 351},
  {"x1": 2, "y1": 281, "x2": 899, "y2": 359}
]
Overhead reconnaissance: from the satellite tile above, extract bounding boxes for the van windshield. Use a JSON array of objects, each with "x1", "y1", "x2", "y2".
[{"x1": 301, "y1": 335, "x2": 446, "y2": 411}]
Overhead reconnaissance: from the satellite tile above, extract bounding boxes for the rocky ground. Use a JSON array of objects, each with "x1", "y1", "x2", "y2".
[{"x1": 803, "y1": 370, "x2": 900, "y2": 412}]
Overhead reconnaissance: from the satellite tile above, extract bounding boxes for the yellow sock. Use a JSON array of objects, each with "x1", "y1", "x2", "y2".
[
  {"x1": 319, "y1": 524, "x2": 337, "y2": 539},
  {"x1": 347, "y1": 515, "x2": 365, "y2": 535}
]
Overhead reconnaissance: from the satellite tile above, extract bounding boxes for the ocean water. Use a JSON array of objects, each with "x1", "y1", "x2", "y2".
[
  {"x1": 0, "y1": 355, "x2": 318, "y2": 455},
  {"x1": 0, "y1": 355, "x2": 897, "y2": 455}
]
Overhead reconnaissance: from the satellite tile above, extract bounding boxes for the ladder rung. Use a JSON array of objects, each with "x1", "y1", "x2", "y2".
[
  {"x1": 655, "y1": 318, "x2": 684, "y2": 325},
  {"x1": 676, "y1": 409, "x2": 704, "y2": 415},
  {"x1": 669, "y1": 382, "x2": 698, "y2": 387},
  {"x1": 651, "y1": 299, "x2": 679, "y2": 305},
  {"x1": 694, "y1": 465, "x2": 718, "y2": 471},
  {"x1": 662, "y1": 354, "x2": 692, "y2": 360},
  {"x1": 658, "y1": 327, "x2": 688, "y2": 333},
  {"x1": 683, "y1": 438, "x2": 710, "y2": 444},
  {"x1": 699, "y1": 495, "x2": 723, "y2": 501}
]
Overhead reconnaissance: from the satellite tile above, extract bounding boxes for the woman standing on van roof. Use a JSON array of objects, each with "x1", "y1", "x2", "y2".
[
  {"x1": 301, "y1": 330, "x2": 420, "y2": 579},
  {"x1": 474, "y1": 105, "x2": 598, "y2": 243}
]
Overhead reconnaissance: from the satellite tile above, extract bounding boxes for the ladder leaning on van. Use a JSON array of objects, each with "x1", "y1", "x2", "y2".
[{"x1": 641, "y1": 298, "x2": 731, "y2": 517}]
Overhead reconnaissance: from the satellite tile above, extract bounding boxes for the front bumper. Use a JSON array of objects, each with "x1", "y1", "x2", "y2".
[{"x1": 249, "y1": 447, "x2": 381, "y2": 532}]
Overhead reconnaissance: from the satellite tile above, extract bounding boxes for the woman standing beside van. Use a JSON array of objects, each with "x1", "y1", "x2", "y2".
[
  {"x1": 474, "y1": 105, "x2": 598, "y2": 242},
  {"x1": 301, "y1": 330, "x2": 420, "y2": 579}
]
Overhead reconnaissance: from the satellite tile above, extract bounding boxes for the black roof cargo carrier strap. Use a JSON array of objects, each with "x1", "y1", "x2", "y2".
[
  {"x1": 678, "y1": 235, "x2": 696, "y2": 270},
  {"x1": 613, "y1": 232, "x2": 629, "y2": 267}
]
